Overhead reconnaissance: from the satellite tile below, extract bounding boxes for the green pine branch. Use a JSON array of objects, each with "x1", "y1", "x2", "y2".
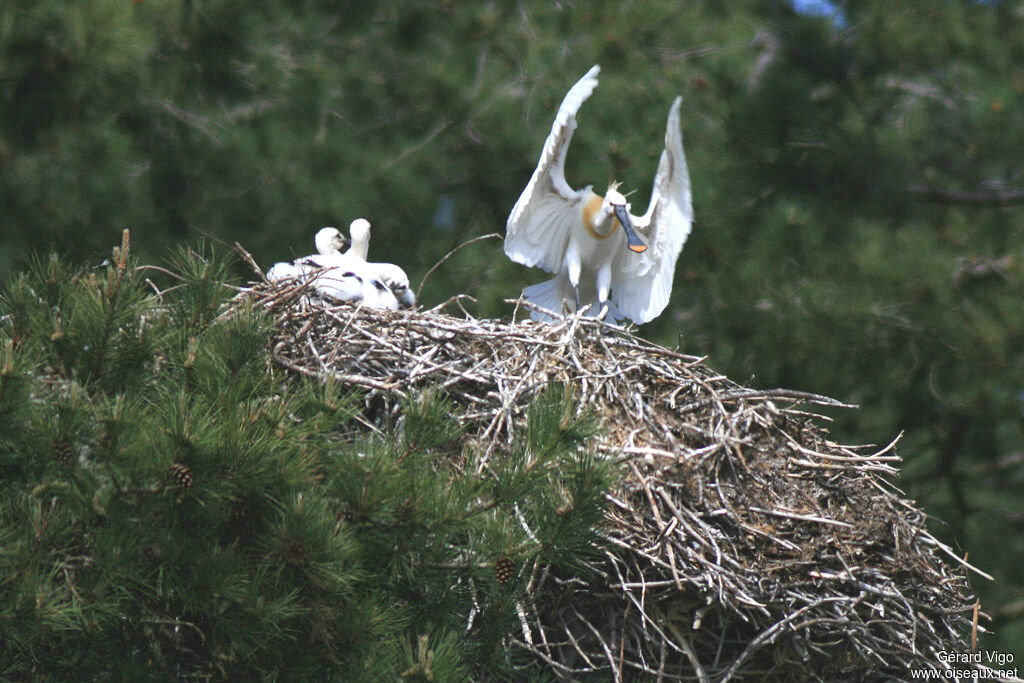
[{"x1": 0, "y1": 241, "x2": 614, "y2": 680}]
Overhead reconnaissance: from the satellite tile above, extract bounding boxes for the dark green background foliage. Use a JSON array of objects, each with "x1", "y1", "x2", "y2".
[{"x1": 2, "y1": 0, "x2": 1022, "y2": 664}]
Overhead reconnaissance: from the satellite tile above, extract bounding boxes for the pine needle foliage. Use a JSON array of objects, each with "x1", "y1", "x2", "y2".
[
  {"x1": 5, "y1": 0, "x2": 1023, "y2": 648},
  {"x1": 0, "y1": 238, "x2": 613, "y2": 679}
]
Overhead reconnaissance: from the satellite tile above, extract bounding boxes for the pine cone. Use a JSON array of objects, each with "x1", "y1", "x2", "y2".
[
  {"x1": 285, "y1": 541, "x2": 307, "y2": 567},
  {"x1": 139, "y1": 543, "x2": 163, "y2": 564},
  {"x1": 168, "y1": 462, "x2": 193, "y2": 493},
  {"x1": 495, "y1": 557, "x2": 515, "y2": 584},
  {"x1": 54, "y1": 438, "x2": 74, "y2": 467}
]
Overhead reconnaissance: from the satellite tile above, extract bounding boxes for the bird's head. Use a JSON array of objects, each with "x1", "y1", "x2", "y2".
[
  {"x1": 315, "y1": 227, "x2": 348, "y2": 255},
  {"x1": 604, "y1": 183, "x2": 647, "y2": 254},
  {"x1": 349, "y1": 218, "x2": 371, "y2": 247},
  {"x1": 377, "y1": 263, "x2": 416, "y2": 308},
  {"x1": 604, "y1": 184, "x2": 630, "y2": 213}
]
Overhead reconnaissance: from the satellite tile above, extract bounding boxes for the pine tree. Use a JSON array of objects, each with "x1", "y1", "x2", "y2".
[
  {"x1": 0, "y1": 236, "x2": 612, "y2": 678},
  {"x1": 4, "y1": 0, "x2": 1022, "y2": 654}
]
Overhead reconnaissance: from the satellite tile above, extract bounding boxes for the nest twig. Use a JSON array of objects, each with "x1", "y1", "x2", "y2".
[{"x1": 243, "y1": 278, "x2": 999, "y2": 682}]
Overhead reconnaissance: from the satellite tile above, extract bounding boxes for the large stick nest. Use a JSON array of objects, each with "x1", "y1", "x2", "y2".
[{"x1": 248, "y1": 279, "x2": 991, "y2": 682}]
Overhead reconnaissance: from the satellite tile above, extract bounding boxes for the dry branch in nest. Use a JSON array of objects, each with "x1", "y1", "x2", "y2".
[{"x1": 245, "y1": 277, "x2": 995, "y2": 682}]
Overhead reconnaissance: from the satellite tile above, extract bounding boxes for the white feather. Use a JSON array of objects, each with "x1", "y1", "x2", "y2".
[
  {"x1": 505, "y1": 65, "x2": 693, "y2": 324},
  {"x1": 346, "y1": 218, "x2": 371, "y2": 260},
  {"x1": 364, "y1": 261, "x2": 415, "y2": 308},
  {"x1": 505, "y1": 66, "x2": 598, "y2": 274},
  {"x1": 341, "y1": 218, "x2": 416, "y2": 308},
  {"x1": 307, "y1": 267, "x2": 366, "y2": 303},
  {"x1": 350, "y1": 221, "x2": 416, "y2": 308},
  {"x1": 266, "y1": 261, "x2": 306, "y2": 281},
  {"x1": 266, "y1": 226, "x2": 400, "y2": 311},
  {"x1": 304, "y1": 258, "x2": 400, "y2": 311},
  {"x1": 357, "y1": 273, "x2": 400, "y2": 311},
  {"x1": 268, "y1": 227, "x2": 348, "y2": 282}
]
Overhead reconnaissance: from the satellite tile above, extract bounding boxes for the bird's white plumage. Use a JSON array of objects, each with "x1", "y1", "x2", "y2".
[
  {"x1": 359, "y1": 274, "x2": 401, "y2": 311},
  {"x1": 265, "y1": 261, "x2": 305, "y2": 281},
  {"x1": 505, "y1": 65, "x2": 693, "y2": 324},
  {"x1": 323, "y1": 268, "x2": 398, "y2": 310},
  {"x1": 344, "y1": 218, "x2": 417, "y2": 308},
  {"x1": 267, "y1": 226, "x2": 347, "y2": 280},
  {"x1": 506, "y1": 66, "x2": 599, "y2": 275},
  {"x1": 305, "y1": 267, "x2": 369, "y2": 304},
  {"x1": 266, "y1": 225, "x2": 400, "y2": 311},
  {"x1": 364, "y1": 261, "x2": 416, "y2": 308},
  {"x1": 609, "y1": 96, "x2": 692, "y2": 323},
  {"x1": 314, "y1": 227, "x2": 347, "y2": 258},
  {"x1": 347, "y1": 218, "x2": 371, "y2": 260}
]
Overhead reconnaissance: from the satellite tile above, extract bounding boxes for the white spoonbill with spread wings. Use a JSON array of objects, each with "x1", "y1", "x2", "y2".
[{"x1": 505, "y1": 65, "x2": 693, "y2": 324}]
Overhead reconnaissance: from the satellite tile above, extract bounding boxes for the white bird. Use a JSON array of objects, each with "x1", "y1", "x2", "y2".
[
  {"x1": 360, "y1": 274, "x2": 401, "y2": 311},
  {"x1": 344, "y1": 218, "x2": 417, "y2": 309},
  {"x1": 265, "y1": 226, "x2": 400, "y2": 310},
  {"x1": 364, "y1": 261, "x2": 416, "y2": 308},
  {"x1": 346, "y1": 218, "x2": 371, "y2": 260},
  {"x1": 266, "y1": 227, "x2": 348, "y2": 280},
  {"x1": 311, "y1": 267, "x2": 399, "y2": 310},
  {"x1": 505, "y1": 64, "x2": 693, "y2": 324},
  {"x1": 314, "y1": 226, "x2": 349, "y2": 259}
]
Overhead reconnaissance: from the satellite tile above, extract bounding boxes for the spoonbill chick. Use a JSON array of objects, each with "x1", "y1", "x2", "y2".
[
  {"x1": 346, "y1": 218, "x2": 371, "y2": 259},
  {"x1": 314, "y1": 226, "x2": 348, "y2": 258},
  {"x1": 311, "y1": 268, "x2": 399, "y2": 311},
  {"x1": 266, "y1": 227, "x2": 348, "y2": 280},
  {"x1": 343, "y1": 218, "x2": 417, "y2": 308},
  {"x1": 265, "y1": 227, "x2": 399, "y2": 311},
  {"x1": 365, "y1": 262, "x2": 416, "y2": 308},
  {"x1": 360, "y1": 275, "x2": 401, "y2": 311},
  {"x1": 505, "y1": 65, "x2": 693, "y2": 324}
]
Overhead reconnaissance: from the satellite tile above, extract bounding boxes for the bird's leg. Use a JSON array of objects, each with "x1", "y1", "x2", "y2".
[
  {"x1": 566, "y1": 245, "x2": 583, "y2": 315},
  {"x1": 595, "y1": 263, "x2": 612, "y2": 320},
  {"x1": 559, "y1": 296, "x2": 574, "y2": 318}
]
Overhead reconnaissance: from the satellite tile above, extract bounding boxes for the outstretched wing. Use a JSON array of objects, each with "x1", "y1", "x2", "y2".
[
  {"x1": 505, "y1": 65, "x2": 600, "y2": 275},
  {"x1": 612, "y1": 96, "x2": 693, "y2": 324}
]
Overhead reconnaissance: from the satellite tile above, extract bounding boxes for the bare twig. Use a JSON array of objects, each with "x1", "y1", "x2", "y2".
[{"x1": 416, "y1": 232, "x2": 503, "y2": 302}]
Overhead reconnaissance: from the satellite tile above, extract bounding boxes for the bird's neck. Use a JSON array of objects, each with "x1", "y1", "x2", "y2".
[
  {"x1": 582, "y1": 192, "x2": 617, "y2": 239},
  {"x1": 347, "y1": 238, "x2": 369, "y2": 260}
]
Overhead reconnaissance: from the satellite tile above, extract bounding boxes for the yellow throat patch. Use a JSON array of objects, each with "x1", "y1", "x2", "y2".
[{"x1": 582, "y1": 194, "x2": 618, "y2": 240}]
